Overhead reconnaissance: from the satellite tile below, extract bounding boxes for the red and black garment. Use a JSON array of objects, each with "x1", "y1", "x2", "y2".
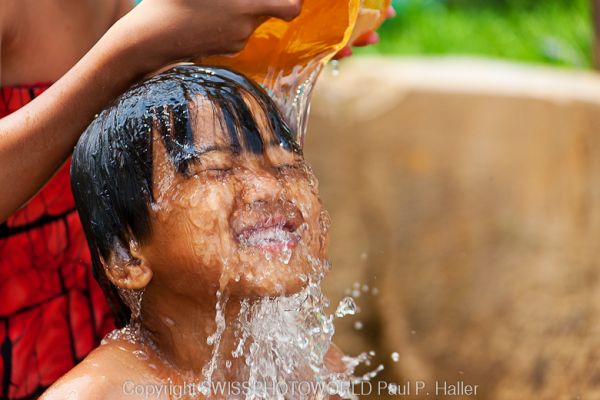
[{"x1": 0, "y1": 83, "x2": 114, "y2": 399}]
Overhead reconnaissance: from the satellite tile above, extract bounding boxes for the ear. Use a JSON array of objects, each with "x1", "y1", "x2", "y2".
[{"x1": 104, "y1": 238, "x2": 153, "y2": 290}]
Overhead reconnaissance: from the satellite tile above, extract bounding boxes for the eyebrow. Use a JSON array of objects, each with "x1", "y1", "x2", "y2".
[{"x1": 195, "y1": 145, "x2": 235, "y2": 156}]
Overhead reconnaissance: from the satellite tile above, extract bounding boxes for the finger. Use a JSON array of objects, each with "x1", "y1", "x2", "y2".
[
  {"x1": 254, "y1": 0, "x2": 303, "y2": 21},
  {"x1": 387, "y1": 5, "x2": 396, "y2": 19},
  {"x1": 332, "y1": 46, "x2": 353, "y2": 60},
  {"x1": 352, "y1": 31, "x2": 379, "y2": 47}
]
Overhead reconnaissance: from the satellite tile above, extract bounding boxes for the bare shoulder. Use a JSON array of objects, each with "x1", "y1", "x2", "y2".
[
  {"x1": 40, "y1": 372, "x2": 109, "y2": 400},
  {"x1": 40, "y1": 341, "x2": 145, "y2": 400}
]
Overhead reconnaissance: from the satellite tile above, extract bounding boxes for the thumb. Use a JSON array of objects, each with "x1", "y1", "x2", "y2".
[{"x1": 253, "y1": 0, "x2": 303, "y2": 21}]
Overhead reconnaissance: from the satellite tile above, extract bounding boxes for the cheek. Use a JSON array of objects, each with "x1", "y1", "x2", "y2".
[
  {"x1": 283, "y1": 179, "x2": 328, "y2": 250},
  {"x1": 184, "y1": 180, "x2": 237, "y2": 262},
  {"x1": 150, "y1": 179, "x2": 237, "y2": 274},
  {"x1": 282, "y1": 176, "x2": 316, "y2": 212}
]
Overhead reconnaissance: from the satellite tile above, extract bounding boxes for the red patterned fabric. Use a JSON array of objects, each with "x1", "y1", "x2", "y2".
[{"x1": 0, "y1": 83, "x2": 114, "y2": 399}]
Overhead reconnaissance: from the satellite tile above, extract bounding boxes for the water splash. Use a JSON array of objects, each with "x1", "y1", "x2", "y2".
[
  {"x1": 104, "y1": 268, "x2": 388, "y2": 399},
  {"x1": 202, "y1": 291, "x2": 229, "y2": 389},
  {"x1": 193, "y1": 256, "x2": 383, "y2": 399}
]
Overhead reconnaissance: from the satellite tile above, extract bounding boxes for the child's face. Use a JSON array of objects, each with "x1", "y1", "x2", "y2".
[{"x1": 139, "y1": 97, "x2": 329, "y2": 300}]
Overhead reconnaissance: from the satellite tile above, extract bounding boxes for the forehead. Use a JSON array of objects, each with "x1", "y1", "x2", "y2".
[
  {"x1": 191, "y1": 91, "x2": 301, "y2": 164},
  {"x1": 189, "y1": 92, "x2": 272, "y2": 152},
  {"x1": 151, "y1": 91, "x2": 301, "y2": 175}
]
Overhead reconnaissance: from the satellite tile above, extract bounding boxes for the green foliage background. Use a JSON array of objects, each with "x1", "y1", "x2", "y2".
[{"x1": 359, "y1": 0, "x2": 593, "y2": 68}]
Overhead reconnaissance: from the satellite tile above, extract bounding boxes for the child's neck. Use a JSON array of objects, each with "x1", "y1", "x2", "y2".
[{"x1": 139, "y1": 287, "x2": 242, "y2": 378}]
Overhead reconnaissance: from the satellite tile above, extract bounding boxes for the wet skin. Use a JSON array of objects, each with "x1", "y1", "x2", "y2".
[
  {"x1": 42, "y1": 90, "x2": 342, "y2": 399},
  {"x1": 144, "y1": 95, "x2": 330, "y2": 303}
]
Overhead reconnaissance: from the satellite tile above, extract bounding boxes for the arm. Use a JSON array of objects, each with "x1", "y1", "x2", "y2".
[
  {"x1": 114, "y1": 0, "x2": 136, "y2": 21},
  {"x1": 0, "y1": 0, "x2": 301, "y2": 222}
]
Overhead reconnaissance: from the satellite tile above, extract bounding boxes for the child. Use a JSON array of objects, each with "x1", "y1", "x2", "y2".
[{"x1": 42, "y1": 65, "x2": 345, "y2": 399}]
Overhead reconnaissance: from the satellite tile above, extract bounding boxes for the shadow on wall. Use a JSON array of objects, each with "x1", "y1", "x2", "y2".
[{"x1": 305, "y1": 56, "x2": 600, "y2": 400}]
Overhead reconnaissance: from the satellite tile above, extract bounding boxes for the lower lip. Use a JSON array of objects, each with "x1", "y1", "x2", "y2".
[{"x1": 238, "y1": 227, "x2": 300, "y2": 253}]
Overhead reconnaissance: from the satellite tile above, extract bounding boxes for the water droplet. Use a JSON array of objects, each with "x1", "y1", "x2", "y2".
[
  {"x1": 278, "y1": 247, "x2": 293, "y2": 265},
  {"x1": 133, "y1": 350, "x2": 149, "y2": 361},
  {"x1": 391, "y1": 352, "x2": 400, "y2": 362},
  {"x1": 335, "y1": 296, "x2": 357, "y2": 318},
  {"x1": 331, "y1": 60, "x2": 340, "y2": 77},
  {"x1": 354, "y1": 321, "x2": 364, "y2": 330},
  {"x1": 199, "y1": 384, "x2": 210, "y2": 396}
]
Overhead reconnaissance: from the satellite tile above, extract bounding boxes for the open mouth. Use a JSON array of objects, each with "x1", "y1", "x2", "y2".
[
  {"x1": 232, "y1": 202, "x2": 304, "y2": 254},
  {"x1": 238, "y1": 225, "x2": 300, "y2": 252}
]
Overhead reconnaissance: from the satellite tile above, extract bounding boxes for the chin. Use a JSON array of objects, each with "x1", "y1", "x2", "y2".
[{"x1": 225, "y1": 256, "x2": 314, "y2": 299}]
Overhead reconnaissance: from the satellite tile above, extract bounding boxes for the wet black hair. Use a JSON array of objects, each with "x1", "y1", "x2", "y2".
[{"x1": 71, "y1": 65, "x2": 301, "y2": 327}]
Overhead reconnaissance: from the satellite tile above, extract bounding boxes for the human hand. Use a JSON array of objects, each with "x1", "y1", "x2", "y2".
[
  {"x1": 109, "y1": 0, "x2": 303, "y2": 72},
  {"x1": 333, "y1": 5, "x2": 395, "y2": 60}
]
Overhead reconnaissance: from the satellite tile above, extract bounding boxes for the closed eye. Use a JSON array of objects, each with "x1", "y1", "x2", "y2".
[
  {"x1": 201, "y1": 167, "x2": 233, "y2": 178},
  {"x1": 206, "y1": 167, "x2": 232, "y2": 172},
  {"x1": 275, "y1": 163, "x2": 303, "y2": 174}
]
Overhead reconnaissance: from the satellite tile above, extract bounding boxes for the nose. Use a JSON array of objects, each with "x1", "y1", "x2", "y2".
[{"x1": 240, "y1": 168, "x2": 283, "y2": 204}]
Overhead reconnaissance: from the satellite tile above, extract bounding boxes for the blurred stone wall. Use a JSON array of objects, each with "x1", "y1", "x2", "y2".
[{"x1": 304, "y1": 57, "x2": 600, "y2": 399}]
